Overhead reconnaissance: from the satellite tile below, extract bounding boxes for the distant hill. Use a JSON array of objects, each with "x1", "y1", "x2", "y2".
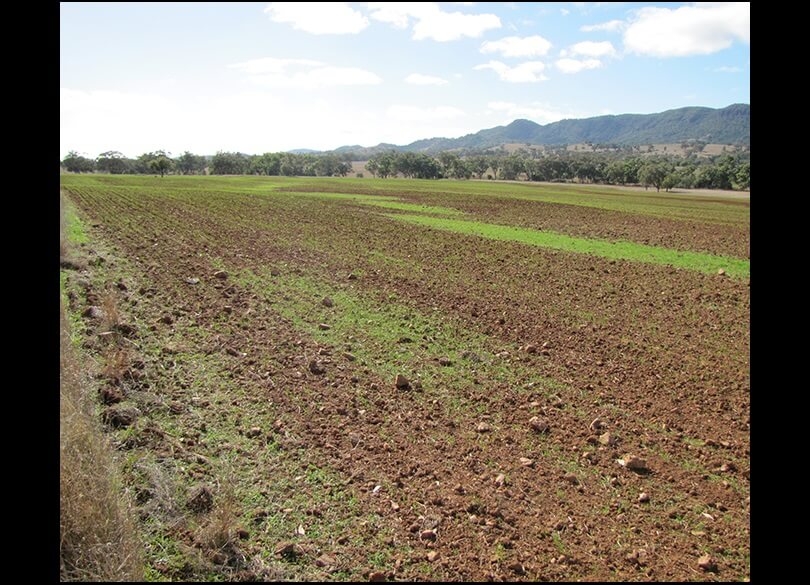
[
  {"x1": 331, "y1": 104, "x2": 749, "y2": 156},
  {"x1": 287, "y1": 148, "x2": 322, "y2": 155}
]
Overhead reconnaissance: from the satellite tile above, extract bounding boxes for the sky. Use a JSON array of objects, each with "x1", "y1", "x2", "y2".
[{"x1": 60, "y1": 2, "x2": 750, "y2": 159}]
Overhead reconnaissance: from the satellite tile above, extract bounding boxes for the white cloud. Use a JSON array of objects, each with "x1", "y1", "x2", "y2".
[
  {"x1": 624, "y1": 2, "x2": 749, "y2": 57},
  {"x1": 264, "y1": 2, "x2": 368, "y2": 34},
  {"x1": 367, "y1": 2, "x2": 416, "y2": 29},
  {"x1": 231, "y1": 58, "x2": 381, "y2": 89},
  {"x1": 228, "y1": 57, "x2": 324, "y2": 74},
  {"x1": 474, "y1": 60, "x2": 548, "y2": 83},
  {"x1": 555, "y1": 58, "x2": 602, "y2": 74},
  {"x1": 480, "y1": 35, "x2": 552, "y2": 58},
  {"x1": 386, "y1": 105, "x2": 465, "y2": 122},
  {"x1": 487, "y1": 101, "x2": 582, "y2": 124},
  {"x1": 560, "y1": 8, "x2": 570, "y2": 16},
  {"x1": 367, "y1": 2, "x2": 501, "y2": 41},
  {"x1": 580, "y1": 19, "x2": 624, "y2": 32},
  {"x1": 570, "y1": 40, "x2": 615, "y2": 58},
  {"x1": 404, "y1": 73, "x2": 448, "y2": 85},
  {"x1": 712, "y1": 66, "x2": 742, "y2": 73},
  {"x1": 61, "y1": 87, "x2": 373, "y2": 157}
]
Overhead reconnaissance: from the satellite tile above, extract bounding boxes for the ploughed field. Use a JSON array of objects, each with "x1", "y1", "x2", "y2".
[{"x1": 60, "y1": 174, "x2": 749, "y2": 581}]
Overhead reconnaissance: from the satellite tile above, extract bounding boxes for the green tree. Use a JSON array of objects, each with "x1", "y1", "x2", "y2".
[
  {"x1": 62, "y1": 151, "x2": 95, "y2": 173},
  {"x1": 469, "y1": 156, "x2": 489, "y2": 179},
  {"x1": 638, "y1": 163, "x2": 668, "y2": 192},
  {"x1": 211, "y1": 151, "x2": 249, "y2": 175},
  {"x1": 735, "y1": 161, "x2": 750, "y2": 190},
  {"x1": 148, "y1": 154, "x2": 174, "y2": 177},
  {"x1": 450, "y1": 158, "x2": 473, "y2": 179},
  {"x1": 176, "y1": 151, "x2": 206, "y2": 175},
  {"x1": 96, "y1": 151, "x2": 130, "y2": 174},
  {"x1": 605, "y1": 160, "x2": 626, "y2": 184},
  {"x1": 500, "y1": 155, "x2": 525, "y2": 181}
]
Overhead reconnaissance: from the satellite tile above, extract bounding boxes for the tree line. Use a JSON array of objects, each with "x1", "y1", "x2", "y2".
[
  {"x1": 61, "y1": 148, "x2": 749, "y2": 191},
  {"x1": 365, "y1": 150, "x2": 749, "y2": 191},
  {"x1": 60, "y1": 151, "x2": 354, "y2": 178}
]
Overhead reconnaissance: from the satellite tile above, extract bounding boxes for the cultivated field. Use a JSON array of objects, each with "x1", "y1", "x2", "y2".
[{"x1": 60, "y1": 174, "x2": 749, "y2": 581}]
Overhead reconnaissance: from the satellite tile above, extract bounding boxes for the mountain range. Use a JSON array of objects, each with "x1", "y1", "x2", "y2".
[{"x1": 321, "y1": 104, "x2": 749, "y2": 157}]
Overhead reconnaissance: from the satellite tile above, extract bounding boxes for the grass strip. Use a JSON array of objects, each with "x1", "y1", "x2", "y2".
[{"x1": 384, "y1": 213, "x2": 750, "y2": 278}]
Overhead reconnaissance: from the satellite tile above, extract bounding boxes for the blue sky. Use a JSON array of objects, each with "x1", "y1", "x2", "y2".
[{"x1": 60, "y1": 2, "x2": 750, "y2": 158}]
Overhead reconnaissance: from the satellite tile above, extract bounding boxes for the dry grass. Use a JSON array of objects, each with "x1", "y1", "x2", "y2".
[
  {"x1": 100, "y1": 289, "x2": 121, "y2": 331},
  {"x1": 101, "y1": 346, "x2": 130, "y2": 384},
  {"x1": 60, "y1": 302, "x2": 143, "y2": 581},
  {"x1": 194, "y1": 466, "x2": 245, "y2": 567}
]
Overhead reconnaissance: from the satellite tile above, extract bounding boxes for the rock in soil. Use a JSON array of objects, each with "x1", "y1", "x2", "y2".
[
  {"x1": 599, "y1": 432, "x2": 616, "y2": 446},
  {"x1": 213, "y1": 270, "x2": 228, "y2": 280},
  {"x1": 315, "y1": 555, "x2": 335, "y2": 567},
  {"x1": 309, "y1": 360, "x2": 325, "y2": 375},
  {"x1": 519, "y1": 457, "x2": 534, "y2": 467},
  {"x1": 620, "y1": 454, "x2": 649, "y2": 472},
  {"x1": 638, "y1": 492, "x2": 650, "y2": 503},
  {"x1": 246, "y1": 427, "x2": 262, "y2": 438},
  {"x1": 102, "y1": 405, "x2": 141, "y2": 428},
  {"x1": 476, "y1": 422, "x2": 492, "y2": 433},
  {"x1": 438, "y1": 357, "x2": 453, "y2": 366},
  {"x1": 318, "y1": 323, "x2": 331, "y2": 330},
  {"x1": 368, "y1": 572, "x2": 386, "y2": 582},
  {"x1": 494, "y1": 473, "x2": 506, "y2": 486},
  {"x1": 100, "y1": 386, "x2": 124, "y2": 405},
  {"x1": 187, "y1": 483, "x2": 214, "y2": 512},
  {"x1": 114, "y1": 323, "x2": 138, "y2": 337},
  {"x1": 427, "y1": 551, "x2": 440, "y2": 562},
  {"x1": 698, "y1": 554, "x2": 717, "y2": 572},
  {"x1": 529, "y1": 416, "x2": 549, "y2": 433},
  {"x1": 395, "y1": 374, "x2": 410, "y2": 389},
  {"x1": 420, "y1": 529, "x2": 438, "y2": 542},
  {"x1": 275, "y1": 541, "x2": 304, "y2": 559},
  {"x1": 82, "y1": 306, "x2": 105, "y2": 320},
  {"x1": 185, "y1": 277, "x2": 200, "y2": 285},
  {"x1": 322, "y1": 297, "x2": 334, "y2": 308},
  {"x1": 626, "y1": 549, "x2": 648, "y2": 566},
  {"x1": 563, "y1": 472, "x2": 579, "y2": 485},
  {"x1": 509, "y1": 562, "x2": 527, "y2": 575}
]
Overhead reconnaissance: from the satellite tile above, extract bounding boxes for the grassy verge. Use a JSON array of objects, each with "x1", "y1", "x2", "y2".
[{"x1": 60, "y1": 298, "x2": 143, "y2": 580}]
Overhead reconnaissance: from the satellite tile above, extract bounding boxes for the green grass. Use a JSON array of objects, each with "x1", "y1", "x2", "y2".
[
  {"x1": 63, "y1": 196, "x2": 89, "y2": 244},
  {"x1": 383, "y1": 213, "x2": 750, "y2": 278},
  {"x1": 266, "y1": 189, "x2": 464, "y2": 216},
  {"x1": 61, "y1": 174, "x2": 749, "y2": 226}
]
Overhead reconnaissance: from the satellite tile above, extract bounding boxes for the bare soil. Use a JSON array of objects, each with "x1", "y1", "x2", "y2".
[{"x1": 62, "y1": 180, "x2": 749, "y2": 581}]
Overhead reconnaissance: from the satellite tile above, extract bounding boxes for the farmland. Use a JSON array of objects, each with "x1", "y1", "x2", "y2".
[{"x1": 60, "y1": 174, "x2": 749, "y2": 581}]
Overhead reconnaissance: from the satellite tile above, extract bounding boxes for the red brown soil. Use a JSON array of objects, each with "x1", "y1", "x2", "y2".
[
  {"x1": 64, "y1": 182, "x2": 749, "y2": 581},
  {"x1": 277, "y1": 184, "x2": 750, "y2": 259}
]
